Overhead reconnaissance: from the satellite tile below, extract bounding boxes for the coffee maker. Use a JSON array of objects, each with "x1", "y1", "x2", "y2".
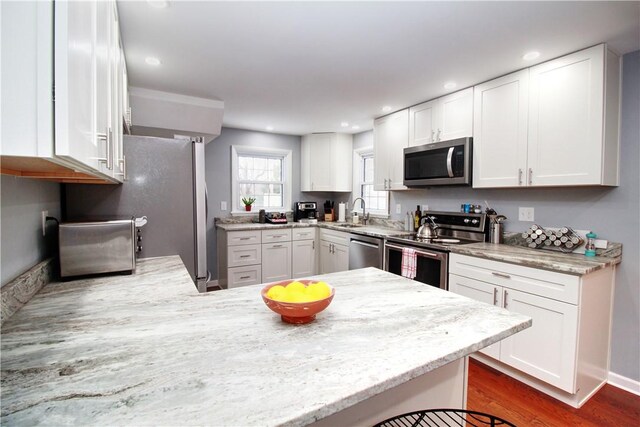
[{"x1": 294, "y1": 202, "x2": 318, "y2": 222}]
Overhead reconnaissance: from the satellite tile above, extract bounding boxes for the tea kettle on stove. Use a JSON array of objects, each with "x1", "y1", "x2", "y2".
[{"x1": 417, "y1": 216, "x2": 439, "y2": 239}]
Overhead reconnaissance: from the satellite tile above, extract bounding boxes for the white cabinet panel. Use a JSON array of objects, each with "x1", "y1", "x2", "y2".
[
  {"x1": 373, "y1": 109, "x2": 408, "y2": 190},
  {"x1": 262, "y1": 228, "x2": 292, "y2": 243},
  {"x1": 500, "y1": 288, "x2": 578, "y2": 393},
  {"x1": 320, "y1": 240, "x2": 333, "y2": 275},
  {"x1": 227, "y1": 230, "x2": 262, "y2": 246},
  {"x1": 228, "y1": 265, "x2": 261, "y2": 289},
  {"x1": 409, "y1": 101, "x2": 437, "y2": 147},
  {"x1": 333, "y1": 243, "x2": 349, "y2": 273},
  {"x1": 439, "y1": 88, "x2": 473, "y2": 141},
  {"x1": 262, "y1": 242, "x2": 292, "y2": 282},
  {"x1": 292, "y1": 228, "x2": 315, "y2": 241},
  {"x1": 473, "y1": 70, "x2": 529, "y2": 188},
  {"x1": 228, "y1": 244, "x2": 261, "y2": 268},
  {"x1": 301, "y1": 133, "x2": 352, "y2": 192},
  {"x1": 292, "y1": 240, "x2": 316, "y2": 278}
]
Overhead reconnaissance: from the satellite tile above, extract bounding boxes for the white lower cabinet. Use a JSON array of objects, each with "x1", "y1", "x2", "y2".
[
  {"x1": 262, "y1": 242, "x2": 292, "y2": 283},
  {"x1": 292, "y1": 240, "x2": 316, "y2": 277},
  {"x1": 449, "y1": 253, "x2": 614, "y2": 408},
  {"x1": 218, "y1": 227, "x2": 317, "y2": 289},
  {"x1": 319, "y1": 229, "x2": 350, "y2": 274}
]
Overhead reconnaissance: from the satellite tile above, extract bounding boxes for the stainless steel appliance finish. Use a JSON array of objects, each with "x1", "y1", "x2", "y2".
[
  {"x1": 294, "y1": 201, "x2": 318, "y2": 222},
  {"x1": 192, "y1": 137, "x2": 209, "y2": 292},
  {"x1": 59, "y1": 219, "x2": 136, "y2": 277},
  {"x1": 348, "y1": 233, "x2": 383, "y2": 270},
  {"x1": 403, "y1": 137, "x2": 472, "y2": 186},
  {"x1": 384, "y1": 211, "x2": 488, "y2": 290}
]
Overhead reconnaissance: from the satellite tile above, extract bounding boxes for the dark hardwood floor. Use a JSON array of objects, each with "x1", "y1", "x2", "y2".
[{"x1": 467, "y1": 359, "x2": 640, "y2": 427}]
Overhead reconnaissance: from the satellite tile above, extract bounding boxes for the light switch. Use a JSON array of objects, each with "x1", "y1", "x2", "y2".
[
  {"x1": 221, "y1": 201, "x2": 227, "y2": 211},
  {"x1": 518, "y1": 207, "x2": 535, "y2": 222}
]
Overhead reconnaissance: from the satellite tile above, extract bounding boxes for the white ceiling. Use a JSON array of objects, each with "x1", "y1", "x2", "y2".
[{"x1": 118, "y1": 1, "x2": 640, "y2": 136}]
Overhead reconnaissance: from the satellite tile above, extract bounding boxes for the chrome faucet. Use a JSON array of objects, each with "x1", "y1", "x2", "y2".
[{"x1": 352, "y1": 197, "x2": 369, "y2": 225}]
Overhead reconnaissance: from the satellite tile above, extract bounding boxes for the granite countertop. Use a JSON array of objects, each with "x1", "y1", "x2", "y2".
[
  {"x1": 449, "y1": 242, "x2": 622, "y2": 276},
  {"x1": 1, "y1": 257, "x2": 530, "y2": 426},
  {"x1": 216, "y1": 221, "x2": 411, "y2": 239}
]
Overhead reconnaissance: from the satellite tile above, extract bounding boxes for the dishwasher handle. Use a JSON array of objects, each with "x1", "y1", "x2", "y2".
[{"x1": 350, "y1": 239, "x2": 380, "y2": 249}]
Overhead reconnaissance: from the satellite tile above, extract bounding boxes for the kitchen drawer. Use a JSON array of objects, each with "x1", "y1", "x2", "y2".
[
  {"x1": 228, "y1": 244, "x2": 261, "y2": 267},
  {"x1": 227, "y1": 230, "x2": 262, "y2": 246},
  {"x1": 262, "y1": 228, "x2": 292, "y2": 243},
  {"x1": 319, "y1": 228, "x2": 349, "y2": 245},
  {"x1": 292, "y1": 228, "x2": 316, "y2": 241},
  {"x1": 449, "y1": 253, "x2": 579, "y2": 304},
  {"x1": 227, "y1": 265, "x2": 261, "y2": 288}
]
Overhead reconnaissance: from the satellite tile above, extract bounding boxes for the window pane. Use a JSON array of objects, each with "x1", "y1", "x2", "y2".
[
  {"x1": 234, "y1": 150, "x2": 288, "y2": 210},
  {"x1": 363, "y1": 157, "x2": 374, "y2": 183}
]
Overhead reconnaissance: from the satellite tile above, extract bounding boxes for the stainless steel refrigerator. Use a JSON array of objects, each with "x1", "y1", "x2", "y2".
[{"x1": 64, "y1": 135, "x2": 210, "y2": 292}]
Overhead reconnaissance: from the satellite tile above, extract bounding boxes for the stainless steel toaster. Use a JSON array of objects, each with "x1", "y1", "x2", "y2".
[{"x1": 59, "y1": 219, "x2": 136, "y2": 278}]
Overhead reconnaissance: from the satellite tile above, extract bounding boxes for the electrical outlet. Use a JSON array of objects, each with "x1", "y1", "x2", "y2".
[
  {"x1": 221, "y1": 201, "x2": 227, "y2": 211},
  {"x1": 41, "y1": 210, "x2": 48, "y2": 236},
  {"x1": 396, "y1": 204, "x2": 402, "y2": 214},
  {"x1": 518, "y1": 207, "x2": 535, "y2": 222}
]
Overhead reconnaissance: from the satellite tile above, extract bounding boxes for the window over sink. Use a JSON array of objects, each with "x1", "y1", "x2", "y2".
[
  {"x1": 231, "y1": 146, "x2": 292, "y2": 213},
  {"x1": 353, "y1": 147, "x2": 389, "y2": 217}
]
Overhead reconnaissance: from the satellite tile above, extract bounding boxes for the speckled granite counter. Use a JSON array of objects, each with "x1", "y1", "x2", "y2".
[
  {"x1": 216, "y1": 221, "x2": 411, "y2": 238},
  {"x1": 1, "y1": 256, "x2": 530, "y2": 426},
  {"x1": 449, "y1": 242, "x2": 622, "y2": 276}
]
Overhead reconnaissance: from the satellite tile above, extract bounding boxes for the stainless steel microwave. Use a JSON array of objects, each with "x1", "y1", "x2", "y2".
[{"x1": 403, "y1": 137, "x2": 472, "y2": 186}]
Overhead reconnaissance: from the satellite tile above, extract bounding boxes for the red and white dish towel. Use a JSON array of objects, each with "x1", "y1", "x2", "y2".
[{"x1": 401, "y1": 247, "x2": 417, "y2": 279}]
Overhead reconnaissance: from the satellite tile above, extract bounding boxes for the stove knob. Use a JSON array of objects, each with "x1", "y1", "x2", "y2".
[
  {"x1": 471, "y1": 219, "x2": 479, "y2": 225},
  {"x1": 464, "y1": 219, "x2": 470, "y2": 224}
]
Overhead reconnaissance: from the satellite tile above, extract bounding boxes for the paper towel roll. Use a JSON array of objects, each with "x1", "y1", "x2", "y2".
[{"x1": 338, "y1": 203, "x2": 346, "y2": 222}]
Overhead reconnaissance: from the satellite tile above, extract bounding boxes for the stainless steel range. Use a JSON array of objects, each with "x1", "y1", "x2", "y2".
[{"x1": 385, "y1": 211, "x2": 488, "y2": 290}]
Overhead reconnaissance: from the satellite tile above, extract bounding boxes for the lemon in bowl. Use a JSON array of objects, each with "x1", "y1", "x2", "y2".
[{"x1": 262, "y1": 279, "x2": 335, "y2": 324}]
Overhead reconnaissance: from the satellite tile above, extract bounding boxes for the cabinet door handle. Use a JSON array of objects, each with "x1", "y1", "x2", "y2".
[
  {"x1": 518, "y1": 168, "x2": 523, "y2": 185},
  {"x1": 116, "y1": 155, "x2": 127, "y2": 180},
  {"x1": 491, "y1": 272, "x2": 511, "y2": 279},
  {"x1": 436, "y1": 128, "x2": 441, "y2": 141},
  {"x1": 528, "y1": 168, "x2": 533, "y2": 185},
  {"x1": 240, "y1": 275, "x2": 251, "y2": 280},
  {"x1": 493, "y1": 287, "x2": 498, "y2": 306},
  {"x1": 312, "y1": 240, "x2": 315, "y2": 250},
  {"x1": 431, "y1": 130, "x2": 435, "y2": 142},
  {"x1": 239, "y1": 237, "x2": 251, "y2": 241},
  {"x1": 107, "y1": 128, "x2": 113, "y2": 170},
  {"x1": 504, "y1": 290, "x2": 509, "y2": 309}
]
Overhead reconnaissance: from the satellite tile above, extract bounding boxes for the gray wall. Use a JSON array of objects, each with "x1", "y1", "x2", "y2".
[
  {"x1": 366, "y1": 51, "x2": 639, "y2": 381},
  {"x1": 1, "y1": 176, "x2": 60, "y2": 286}
]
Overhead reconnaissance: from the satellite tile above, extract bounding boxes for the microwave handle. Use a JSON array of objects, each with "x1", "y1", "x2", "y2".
[{"x1": 446, "y1": 147, "x2": 455, "y2": 178}]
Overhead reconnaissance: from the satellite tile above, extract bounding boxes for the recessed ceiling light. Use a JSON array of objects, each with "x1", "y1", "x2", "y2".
[
  {"x1": 522, "y1": 51, "x2": 540, "y2": 61},
  {"x1": 145, "y1": 57, "x2": 161, "y2": 66},
  {"x1": 147, "y1": 0, "x2": 169, "y2": 8},
  {"x1": 266, "y1": 126, "x2": 274, "y2": 132},
  {"x1": 352, "y1": 125, "x2": 360, "y2": 130},
  {"x1": 341, "y1": 122, "x2": 349, "y2": 127},
  {"x1": 444, "y1": 82, "x2": 457, "y2": 90},
  {"x1": 381, "y1": 106, "x2": 392, "y2": 113}
]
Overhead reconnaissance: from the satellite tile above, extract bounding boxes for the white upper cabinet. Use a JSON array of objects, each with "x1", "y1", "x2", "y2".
[
  {"x1": 301, "y1": 133, "x2": 352, "y2": 192},
  {"x1": 0, "y1": 0, "x2": 128, "y2": 183},
  {"x1": 473, "y1": 70, "x2": 529, "y2": 188},
  {"x1": 473, "y1": 44, "x2": 620, "y2": 188},
  {"x1": 527, "y1": 45, "x2": 619, "y2": 186},
  {"x1": 374, "y1": 109, "x2": 409, "y2": 191},
  {"x1": 409, "y1": 88, "x2": 473, "y2": 147}
]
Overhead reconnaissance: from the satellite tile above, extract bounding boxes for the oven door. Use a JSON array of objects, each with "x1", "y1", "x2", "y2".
[{"x1": 385, "y1": 243, "x2": 448, "y2": 290}]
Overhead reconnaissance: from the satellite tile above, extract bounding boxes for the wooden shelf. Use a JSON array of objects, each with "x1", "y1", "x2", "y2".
[{"x1": 1, "y1": 156, "x2": 115, "y2": 184}]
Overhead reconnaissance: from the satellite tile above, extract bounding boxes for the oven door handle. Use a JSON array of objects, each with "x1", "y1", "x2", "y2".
[
  {"x1": 446, "y1": 147, "x2": 455, "y2": 178},
  {"x1": 385, "y1": 243, "x2": 444, "y2": 259}
]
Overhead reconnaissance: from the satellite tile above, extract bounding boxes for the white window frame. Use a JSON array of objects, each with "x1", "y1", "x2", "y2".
[
  {"x1": 352, "y1": 146, "x2": 389, "y2": 217},
  {"x1": 231, "y1": 145, "x2": 292, "y2": 215}
]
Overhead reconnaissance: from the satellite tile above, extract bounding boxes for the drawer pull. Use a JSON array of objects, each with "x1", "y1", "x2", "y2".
[
  {"x1": 493, "y1": 288, "x2": 498, "y2": 306},
  {"x1": 271, "y1": 235, "x2": 285, "y2": 238},
  {"x1": 240, "y1": 255, "x2": 251, "y2": 258},
  {"x1": 272, "y1": 244, "x2": 283, "y2": 248},
  {"x1": 240, "y1": 275, "x2": 251, "y2": 280},
  {"x1": 491, "y1": 272, "x2": 511, "y2": 279},
  {"x1": 239, "y1": 237, "x2": 252, "y2": 241}
]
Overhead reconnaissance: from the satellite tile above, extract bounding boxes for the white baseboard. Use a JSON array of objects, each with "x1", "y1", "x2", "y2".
[{"x1": 608, "y1": 371, "x2": 640, "y2": 396}]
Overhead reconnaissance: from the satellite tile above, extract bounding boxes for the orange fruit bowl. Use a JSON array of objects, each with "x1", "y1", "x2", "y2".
[{"x1": 261, "y1": 279, "x2": 335, "y2": 324}]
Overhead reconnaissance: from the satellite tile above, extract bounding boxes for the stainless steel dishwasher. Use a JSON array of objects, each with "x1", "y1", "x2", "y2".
[{"x1": 348, "y1": 233, "x2": 384, "y2": 269}]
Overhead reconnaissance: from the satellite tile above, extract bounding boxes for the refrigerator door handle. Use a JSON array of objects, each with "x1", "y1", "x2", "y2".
[{"x1": 205, "y1": 183, "x2": 209, "y2": 221}]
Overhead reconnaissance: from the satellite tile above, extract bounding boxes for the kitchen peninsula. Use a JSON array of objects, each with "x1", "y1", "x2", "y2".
[{"x1": 1, "y1": 257, "x2": 530, "y2": 426}]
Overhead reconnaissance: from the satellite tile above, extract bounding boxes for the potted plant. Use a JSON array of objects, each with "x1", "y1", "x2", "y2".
[{"x1": 242, "y1": 197, "x2": 256, "y2": 212}]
